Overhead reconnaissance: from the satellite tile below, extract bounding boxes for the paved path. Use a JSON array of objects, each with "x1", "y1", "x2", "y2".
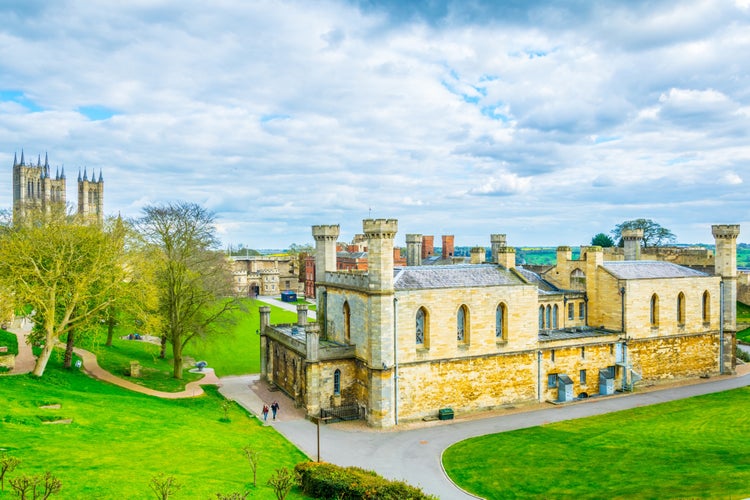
[
  {"x1": 2, "y1": 326, "x2": 219, "y2": 398},
  {"x1": 221, "y1": 366, "x2": 750, "y2": 500}
]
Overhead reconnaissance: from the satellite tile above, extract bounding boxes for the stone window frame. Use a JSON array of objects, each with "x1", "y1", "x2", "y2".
[
  {"x1": 538, "y1": 306, "x2": 545, "y2": 330},
  {"x1": 677, "y1": 292, "x2": 686, "y2": 326},
  {"x1": 650, "y1": 294, "x2": 660, "y2": 327},
  {"x1": 495, "y1": 302, "x2": 508, "y2": 341},
  {"x1": 457, "y1": 304, "x2": 469, "y2": 343},
  {"x1": 580, "y1": 369, "x2": 587, "y2": 386},
  {"x1": 333, "y1": 368, "x2": 341, "y2": 395},
  {"x1": 343, "y1": 301, "x2": 351, "y2": 343},
  {"x1": 547, "y1": 373, "x2": 558, "y2": 388},
  {"x1": 552, "y1": 304, "x2": 559, "y2": 329},
  {"x1": 416, "y1": 306, "x2": 429, "y2": 347},
  {"x1": 568, "y1": 302, "x2": 574, "y2": 321},
  {"x1": 579, "y1": 301, "x2": 585, "y2": 320},
  {"x1": 702, "y1": 290, "x2": 711, "y2": 323}
]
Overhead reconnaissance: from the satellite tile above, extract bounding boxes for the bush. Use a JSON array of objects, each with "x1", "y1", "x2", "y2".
[
  {"x1": 295, "y1": 462, "x2": 436, "y2": 500},
  {"x1": 736, "y1": 346, "x2": 750, "y2": 363}
]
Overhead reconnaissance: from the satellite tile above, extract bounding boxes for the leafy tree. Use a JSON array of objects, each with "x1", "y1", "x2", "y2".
[
  {"x1": 0, "y1": 209, "x2": 130, "y2": 376},
  {"x1": 611, "y1": 219, "x2": 676, "y2": 247},
  {"x1": 591, "y1": 233, "x2": 615, "y2": 247},
  {"x1": 267, "y1": 467, "x2": 294, "y2": 500},
  {"x1": 137, "y1": 202, "x2": 242, "y2": 379}
]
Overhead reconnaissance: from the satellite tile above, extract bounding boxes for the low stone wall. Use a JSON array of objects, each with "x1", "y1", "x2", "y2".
[{"x1": 0, "y1": 354, "x2": 16, "y2": 370}]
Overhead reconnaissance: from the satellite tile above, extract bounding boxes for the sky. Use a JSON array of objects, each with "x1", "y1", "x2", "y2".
[{"x1": 1, "y1": 0, "x2": 749, "y2": 249}]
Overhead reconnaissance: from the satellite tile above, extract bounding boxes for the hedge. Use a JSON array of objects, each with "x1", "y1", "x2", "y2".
[{"x1": 295, "y1": 462, "x2": 437, "y2": 500}]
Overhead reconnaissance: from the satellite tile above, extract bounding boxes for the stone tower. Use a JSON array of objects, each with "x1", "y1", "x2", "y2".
[
  {"x1": 490, "y1": 234, "x2": 506, "y2": 263},
  {"x1": 363, "y1": 219, "x2": 398, "y2": 427},
  {"x1": 77, "y1": 168, "x2": 104, "y2": 224},
  {"x1": 405, "y1": 233, "x2": 422, "y2": 266},
  {"x1": 311, "y1": 224, "x2": 340, "y2": 286},
  {"x1": 12, "y1": 150, "x2": 104, "y2": 224},
  {"x1": 712, "y1": 225, "x2": 740, "y2": 331},
  {"x1": 622, "y1": 229, "x2": 643, "y2": 261},
  {"x1": 12, "y1": 151, "x2": 66, "y2": 221}
]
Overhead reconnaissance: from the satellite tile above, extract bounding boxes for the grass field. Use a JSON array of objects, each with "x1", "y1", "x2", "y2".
[
  {"x1": 0, "y1": 356, "x2": 309, "y2": 499},
  {"x1": 443, "y1": 387, "x2": 750, "y2": 499},
  {"x1": 0, "y1": 329, "x2": 18, "y2": 355},
  {"x1": 79, "y1": 298, "x2": 304, "y2": 392},
  {"x1": 738, "y1": 302, "x2": 750, "y2": 343}
]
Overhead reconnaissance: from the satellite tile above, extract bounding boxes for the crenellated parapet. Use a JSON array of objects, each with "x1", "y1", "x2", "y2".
[
  {"x1": 363, "y1": 219, "x2": 398, "y2": 239},
  {"x1": 312, "y1": 224, "x2": 340, "y2": 241},
  {"x1": 712, "y1": 225, "x2": 740, "y2": 240}
]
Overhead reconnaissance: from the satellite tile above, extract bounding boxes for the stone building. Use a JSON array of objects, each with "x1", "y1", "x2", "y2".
[
  {"x1": 231, "y1": 255, "x2": 303, "y2": 297},
  {"x1": 12, "y1": 150, "x2": 104, "y2": 224},
  {"x1": 261, "y1": 219, "x2": 739, "y2": 428}
]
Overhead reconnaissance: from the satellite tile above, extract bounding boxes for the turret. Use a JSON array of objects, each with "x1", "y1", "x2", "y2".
[
  {"x1": 312, "y1": 225, "x2": 340, "y2": 284},
  {"x1": 470, "y1": 246, "x2": 485, "y2": 264},
  {"x1": 622, "y1": 229, "x2": 643, "y2": 261},
  {"x1": 497, "y1": 246, "x2": 516, "y2": 269},
  {"x1": 363, "y1": 219, "x2": 398, "y2": 291},
  {"x1": 405, "y1": 233, "x2": 422, "y2": 266},
  {"x1": 490, "y1": 234, "x2": 506, "y2": 263},
  {"x1": 712, "y1": 224, "x2": 740, "y2": 332}
]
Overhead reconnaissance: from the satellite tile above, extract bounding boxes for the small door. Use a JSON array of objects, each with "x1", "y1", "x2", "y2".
[{"x1": 615, "y1": 343, "x2": 625, "y2": 364}]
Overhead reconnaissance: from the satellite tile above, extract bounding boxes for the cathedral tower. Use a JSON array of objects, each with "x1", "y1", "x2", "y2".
[
  {"x1": 12, "y1": 151, "x2": 66, "y2": 221},
  {"x1": 78, "y1": 168, "x2": 104, "y2": 224}
]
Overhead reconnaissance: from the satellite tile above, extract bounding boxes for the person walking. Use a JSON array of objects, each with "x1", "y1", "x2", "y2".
[
  {"x1": 262, "y1": 404, "x2": 269, "y2": 421},
  {"x1": 270, "y1": 401, "x2": 279, "y2": 420}
]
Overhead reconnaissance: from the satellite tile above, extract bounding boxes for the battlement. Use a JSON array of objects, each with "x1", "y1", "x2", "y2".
[
  {"x1": 405, "y1": 233, "x2": 422, "y2": 243},
  {"x1": 622, "y1": 229, "x2": 644, "y2": 240},
  {"x1": 491, "y1": 234, "x2": 507, "y2": 244},
  {"x1": 712, "y1": 224, "x2": 740, "y2": 239},
  {"x1": 312, "y1": 224, "x2": 340, "y2": 240},
  {"x1": 324, "y1": 271, "x2": 369, "y2": 289},
  {"x1": 362, "y1": 219, "x2": 398, "y2": 238}
]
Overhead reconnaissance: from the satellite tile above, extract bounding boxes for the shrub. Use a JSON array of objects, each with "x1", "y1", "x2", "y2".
[{"x1": 295, "y1": 462, "x2": 436, "y2": 500}]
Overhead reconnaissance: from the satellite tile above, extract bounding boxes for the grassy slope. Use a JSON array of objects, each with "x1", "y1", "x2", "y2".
[
  {"x1": 738, "y1": 302, "x2": 750, "y2": 343},
  {"x1": 0, "y1": 329, "x2": 18, "y2": 355},
  {"x1": 0, "y1": 358, "x2": 309, "y2": 499},
  {"x1": 443, "y1": 387, "x2": 750, "y2": 499}
]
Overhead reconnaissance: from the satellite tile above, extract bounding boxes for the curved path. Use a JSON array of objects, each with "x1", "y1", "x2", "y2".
[{"x1": 3, "y1": 326, "x2": 219, "y2": 398}]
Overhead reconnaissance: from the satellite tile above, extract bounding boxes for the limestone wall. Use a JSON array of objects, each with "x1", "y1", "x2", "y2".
[
  {"x1": 629, "y1": 333, "x2": 720, "y2": 380},
  {"x1": 0, "y1": 354, "x2": 15, "y2": 370},
  {"x1": 538, "y1": 342, "x2": 617, "y2": 400},
  {"x1": 394, "y1": 284, "x2": 539, "y2": 364}
]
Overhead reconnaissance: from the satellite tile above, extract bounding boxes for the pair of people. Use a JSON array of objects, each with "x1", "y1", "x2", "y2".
[{"x1": 261, "y1": 401, "x2": 280, "y2": 421}]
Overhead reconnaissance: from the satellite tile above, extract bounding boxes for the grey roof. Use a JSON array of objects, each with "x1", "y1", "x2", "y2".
[
  {"x1": 393, "y1": 264, "x2": 525, "y2": 290},
  {"x1": 515, "y1": 266, "x2": 560, "y2": 293},
  {"x1": 602, "y1": 260, "x2": 710, "y2": 280}
]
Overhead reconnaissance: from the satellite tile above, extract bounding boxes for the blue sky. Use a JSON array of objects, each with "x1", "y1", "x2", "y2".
[{"x1": 1, "y1": 0, "x2": 749, "y2": 248}]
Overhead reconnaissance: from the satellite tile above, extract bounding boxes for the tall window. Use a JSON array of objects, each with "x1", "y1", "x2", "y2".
[
  {"x1": 333, "y1": 369, "x2": 341, "y2": 395},
  {"x1": 343, "y1": 301, "x2": 351, "y2": 342},
  {"x1": 568, "y1": 303, "x2": 574, "y2": 320},
  {"x1": 496, "y1": 303, "x2": 507, "y2": 340},
  {"x1": 539, "y1": 306, "x2": 545, "y2": 329},
  {"x1": 545, "y1": 305, "x2": 551, "y2": 329},
  {"x1": 552, "y1": 305, "x2": 559, "y2": 329},
  {"x1": 579, "y1": 302, "x2": 586, "y2": 320},
  {"x1": 580, "y1": 369, "x2": 587, "y2": 385},
  {"x1": 677, "y1": 292, "x2": 686, "y2": 325},
  {"x1": 702, "y1": 291, "x2": 711, "y2": 323},
  {"x1": 416, "y1": 307, "x2": 427, "y2": 346},
  {"x1": 457, "y1": 305, "x2": 468, "y2": 342},
  {"x1": 650, "y1": 294, "x2": 659, "y2": 327}
]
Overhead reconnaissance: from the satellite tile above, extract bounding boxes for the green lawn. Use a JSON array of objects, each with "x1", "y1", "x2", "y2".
[
  {"x1": 0, "y1": 357, "x2": 309, "y2": 499},
  {"x1": 0, "y1": 329, "x2": 18, "y2": 355},
  {"x1": 443, "y1": 387, "x2": 750, "y2": 499}
]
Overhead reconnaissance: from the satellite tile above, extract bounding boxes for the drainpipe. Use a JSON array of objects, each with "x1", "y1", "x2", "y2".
[
  {"x1": 619, "y1": 285, "x2": 626, "y2": 333},
  {"x1": 322, "y1": 290, "x2": 328, "y2": 339},
  {"x1": 720, "y1": 280, "x2": 725, "y2": 375},
  {"x1": 393, "y1": 296, "x2": 399, "y2": 425},
  {"x1": 537, "y1": 350, "x2": 542, "y2": 402}
]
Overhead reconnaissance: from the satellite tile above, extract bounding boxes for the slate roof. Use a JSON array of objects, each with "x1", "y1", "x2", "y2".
[
  {"x1": 393, "y1": 264, "x2": 524, "y2": 290},
  {"x1": 515, "y1": 266, "x2": 561, "y2": 293},
  {"x1": 602, "y1": 260, "x2": 710, "y2": 280}
]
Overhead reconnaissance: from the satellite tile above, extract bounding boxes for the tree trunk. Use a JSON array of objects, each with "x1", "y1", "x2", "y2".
[
  {"x1": 32, "y1": 335, "x2": 55, "y2": 377},
  {"x1": 105, "y1": 315, "x2": 115, "y2": 347},
  {"x1": 63, "y1": 328, "x2": 75, "y2": 369},
  {"x1": 160, "y1": 335, "x2": 167, "y2": 359},
  {"x1": 172, "y1": 341, "x2": 183, "y2": 379}
]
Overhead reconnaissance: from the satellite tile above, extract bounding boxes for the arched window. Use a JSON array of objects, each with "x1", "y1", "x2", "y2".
[
  {"x1": 333, "y1": 369, "x2": 341, "y2": 395},
  {"x1": 677, "y1": 292, "x2": 685, "y2": 325},
  {"x1": 545, "y1": 305, "x2": 552, "y2": 329},
  {"x1": 702, "y1": 291, "x2": 710, "y2": 323},
  {"x1": 416, "y1": 307, "x2": 427, "y2": 346},
  {"x1": 457, "y1": 305, "x2": 468, "y2": 342},
  {"x1": 539, "y1": 306, "x2": 545, "y2": 330},
  {"x1": 650, "y1": 294, "x2": 659, "y2": 327},
  {"x1": 496, "y1": 303, "x2": 507, "y2": 340},
  {"x1": 343, "y1": 301, "x2": 351, "y2": 342},
  {"x1": 571, "y1": 268, "x2": 586, "y2": 291},
  {"x1": 552, "y1": 305, "x2": 559, "y2": 329}
]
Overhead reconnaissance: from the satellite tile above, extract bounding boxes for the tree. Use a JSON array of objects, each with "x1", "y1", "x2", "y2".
[
  {"x1": 0, "y1": 209, "x2": 130, "y2": 376},
  {"x1": 611, "y1": 219, "x2": 676, "y2": 247},
  {"x1": 591, "y1": 233, "x2": 615, "y2": 247},
  {"x1": 0, "y1": 453, "x2": 20, "y2": 491},
  {"x1": 137, "y1": 202, "x2": 241, "y2": 379},
  {"x1": 149, "y1": 473, "x2": 181, "y2": 500},
  {"x1": 267, "y1": 468, "x2": 294, "y2": 500},
  {"x1": 242, "y1": 446, "x2": 260, "y2": 488},
  {"x1": 9, "y1": 471, "x2": 61, "y2": 499}
]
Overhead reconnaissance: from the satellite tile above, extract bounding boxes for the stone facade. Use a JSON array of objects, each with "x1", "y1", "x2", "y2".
[
  {"x1": 261, "y1": 219, "x2": 739, "y2": 428},
  {"x1": 12, "y1": 150, "x2": 104, "y2": 224},
  {"x1": 231, "y1": 255, "x2": 303, "y2": 297}
]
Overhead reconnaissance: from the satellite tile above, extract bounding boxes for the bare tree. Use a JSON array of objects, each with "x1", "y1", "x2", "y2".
[
  {"x1": 9, "y1": 471, "x2": 61, "y2": 499},
  {"x1": 137, "y1": 202, "x2": 242, "y2": 379},
  {"x1": 242, "y1": 446, "x2": 260, "y2": 487},
  {"x1": 0, "y1": 453, "x2": 20, "y2": 491},
  {"x1": 267, "y1": 468, "x2": 295, "y2": 500},
  {"x1": 149, "y1": 473, "x2": 181, "y2": 500}
]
